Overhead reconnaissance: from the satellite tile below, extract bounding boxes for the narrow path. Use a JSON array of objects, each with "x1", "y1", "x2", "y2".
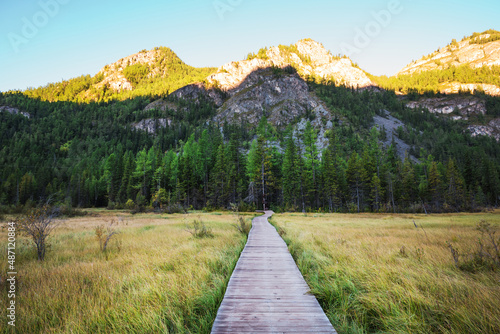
[{"x1": 211, "y1": 211, "x2": 336, "y2": 334}]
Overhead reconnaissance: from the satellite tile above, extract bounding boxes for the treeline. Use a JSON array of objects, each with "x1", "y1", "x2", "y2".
[{"x1": 2, "y1": 114, "x2": 499, "y2": 213}]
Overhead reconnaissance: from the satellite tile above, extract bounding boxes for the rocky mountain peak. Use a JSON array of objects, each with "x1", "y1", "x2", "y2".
[
  {"x1": 294, "y1": 39, "x2": 331, "y2": 66},
  {"x1": 95, "y1": 47, "x2": 184, "y2": 91},
  {"x1": 207, "y1": 39, "x2": 375, "y2": 93}
]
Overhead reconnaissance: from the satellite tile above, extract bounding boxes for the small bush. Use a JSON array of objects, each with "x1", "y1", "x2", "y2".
[
  {"x1": 165, "y1": 203, "x2": 185, "y2": 214},
  {"x1": 186, "y1": 219, "x2": 213, "y2": 238},
  {"x1": 59, "y1": 205, "x2": 87, "y2": 217},
  {"x1": 231, "y1": 203, "x2": 251, "y2": 236},
  {"x1": 130, "y1": 205, "x2": 147, "y2": 215},
  {"x1": 447, "y1": 220, "x2": 499, "y2": 272},
  {"x1": 124, "y1": 199, "x2": 135, "y2": 210},
  {"x1": 234, "y1": 217, "x2": 251, "y2": 236}
]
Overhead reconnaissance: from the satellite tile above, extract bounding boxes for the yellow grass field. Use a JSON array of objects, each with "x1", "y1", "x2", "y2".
[
  {"x1": 0, "y1": 210, "x2": 252, "y2": 334},
  {"x1": 271, "y1": 210, "x2": 500, "y2": 334}
]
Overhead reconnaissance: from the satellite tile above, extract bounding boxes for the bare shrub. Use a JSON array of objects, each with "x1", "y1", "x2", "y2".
[
  {"x1": 16, "y1": 205, "x2": 60, "y2": 261},
  {"x1": 447, "y1": 220, "x2": 499, "y2": 271},
  {"x1": 95, "y1": 220, "x2": 120, "y2": 252}
]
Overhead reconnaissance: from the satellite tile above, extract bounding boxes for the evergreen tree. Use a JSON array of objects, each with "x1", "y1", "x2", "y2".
[
  {"x1": 445, "y1": 158, "x2": 465, "y2": 211},
  {"x1": 282, "y1": 134, "x2": 300, "y2": 209},
  {"x1": 302, "y1": 121, "x2": 319, "y2": 207},
  {"x1": 346, "y1": 152, "x2": 364, "y2": 213}
]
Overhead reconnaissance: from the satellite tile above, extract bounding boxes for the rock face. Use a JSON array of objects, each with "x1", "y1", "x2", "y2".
[
  {"x1": 131, "y1": 118, "x2": 170, "y2": 134},
  {"x1": 373, "y1": 111, "x2": 419, "y2": 163},
  {"x1": 214, "y1": 68, "x2": 328, "y2": 126},
  {"x1": 144, "y1": 99, "x2": 176, "y2": 112},
  {"x1": 208, "y1": 39, "x2": 375, "y2": 92},
  {"x1": 467, "y1": 119, "x2": 500, "y2": 142},
  {"x1": 170, "y1": 83, "x2": 226, "y2": 107},
  {"x1": 439, "y1": 82, "x2": 500, "y2": 96},
  {"x1": 406, "y1": 96, "x2": 486, "y2": 116},
  {"x1": 96, "y1": 49, "x2": 165, "y2": 91},
  {"x1": 399, "y1": 32, "x2": 500, "y2": 75},
  {"x1": 0, "y1": 106, "x2": 30, "y2": 118}
]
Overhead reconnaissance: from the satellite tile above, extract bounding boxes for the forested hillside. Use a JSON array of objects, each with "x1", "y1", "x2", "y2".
[{"x1": 1, "y1": 76, "x2": 499, "y2": 213}]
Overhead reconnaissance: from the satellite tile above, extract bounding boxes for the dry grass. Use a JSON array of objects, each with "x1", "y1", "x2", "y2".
[
  {"x1": 271, "y1": 210, "x2": 500, "y2": 334},
  {"x1": 0, "y1": 210, "x2": 251, "y2": 333}
]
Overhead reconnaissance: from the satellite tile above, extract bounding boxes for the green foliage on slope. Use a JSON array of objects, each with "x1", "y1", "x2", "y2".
[
  {"x1": 371, "y1": 65, "x2": 500, "y2": 95},
  {"x1": 18, "y1": 47, "x2": 216, "y2": 103},
  {"x1": 469, "y1": 29, "x2": 500, "y2": 44},
  {"x1": 123, "y1": 63, "x2": 150, "y2": 86}
]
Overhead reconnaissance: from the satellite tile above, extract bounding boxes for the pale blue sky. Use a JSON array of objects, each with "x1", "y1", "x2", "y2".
[{"x1": 0, "y1": 0, "x2": 498, "y2": 92}]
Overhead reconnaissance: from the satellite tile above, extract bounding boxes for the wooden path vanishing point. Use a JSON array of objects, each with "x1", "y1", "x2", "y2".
[{"x1": 211, "y1": 211, "x2": 337, "y2": 334}]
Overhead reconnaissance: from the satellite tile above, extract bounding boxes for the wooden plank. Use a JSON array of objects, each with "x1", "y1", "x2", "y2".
[{"x1": 211, "y1": 211, "x2": 337, "y2": 334}]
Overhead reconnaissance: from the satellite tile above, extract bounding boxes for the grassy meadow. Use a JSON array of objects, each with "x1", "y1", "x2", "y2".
[
  {"x1": 0, "y1": 210, "x2": 252, "y2": 334},
  {"x1": 271, "y1": 211, "x2": 500, "y2": 334}
]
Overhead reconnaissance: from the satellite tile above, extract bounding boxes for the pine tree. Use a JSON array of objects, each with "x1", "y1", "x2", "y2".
[
  {"x1": 346, "y1": 152, "x2": 364, "y2": 213},
  {"x1": 246, "y1": 131, "x2": 274, "y2": 210},
  {"x1": 427, "y1": 161, "x2": 442, "y2": 209},
  {"x1": 117, "y1": 151, "x2": 134, "y2": 203},
  {"x1": 104, "y1": 153, "x2": 123, "y2": 205},
  {"x1": 282, "y1": 134, "x2": 300, "y2": 209},
  {"x1": 400, "y1": 156, "x2": 417, "y2": 207},
  {"x1": 209, "y1": 143, "x2": 228, "y2": 208},
  {"x1": 445, "y1": 158, "x2": 465, "y2": 211},
  {"x1": 133, "y1": 148, "x2": 153, "y2": 204},
  {"x1": 302, "y1": 121, "x2": 319, "y2": 207},
  {"x1": 370, "y1": 173, "x2": 383, "y2": 212},
  {"x1": 322, "y1": 129, "x2": 342, "y2": 212}
]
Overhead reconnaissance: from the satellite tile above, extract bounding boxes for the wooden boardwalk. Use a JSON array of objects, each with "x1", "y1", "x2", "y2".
[{"x1": 211, "y1": 211, "x2": 336, "y2": 334}]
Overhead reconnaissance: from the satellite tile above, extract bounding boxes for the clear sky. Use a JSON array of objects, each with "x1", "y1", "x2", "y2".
[{"x1": 0, "y1": 0, "x2": 498, "y2": 92}]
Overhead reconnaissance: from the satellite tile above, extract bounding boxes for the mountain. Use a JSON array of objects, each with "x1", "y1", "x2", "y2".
[
  {"x1": 207, "y1": 39, "x2": 374, "y2": 125},
  {"x1": 1, "y1": 36, "x2": 500, "y2": 213},
  {"x1": 374, "y1": 29, "x2": 500, "y2": 97},
  {"x1": 144, "y1": 39, "x2": 376, "y2": 151},
  {"x1": 22, "y1": 47, "x2": 216, "y2": 102},
  {"x1": 151, "y1": 39, "x2": 375, "y2": 125}
]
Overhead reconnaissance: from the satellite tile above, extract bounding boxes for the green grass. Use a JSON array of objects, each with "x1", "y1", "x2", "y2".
[
  {"x1": 0, "y1": 211, "x2": 247, "y2": 333},
  {"x1": 271, "y1": 211, "x2": 500, "y2": 334}
]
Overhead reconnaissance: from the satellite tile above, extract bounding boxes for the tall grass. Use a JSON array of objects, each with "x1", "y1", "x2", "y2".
[
  {"x1": 0, "y1": 211, "x2": 246, "y2": 333},
  {"x1": 271, "y1": 211, "x2": 500, "y2": 334}
]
